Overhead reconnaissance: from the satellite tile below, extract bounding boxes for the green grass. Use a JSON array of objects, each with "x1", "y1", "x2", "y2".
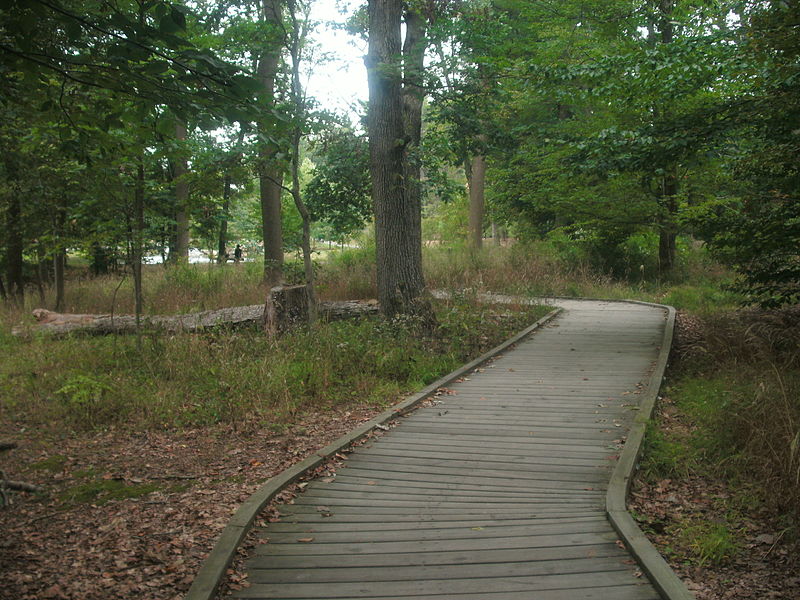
[
  {"x1": 0, "y1": 297, "x2": 550, "y2": 432},
  {"x1": 59, "y1": 479, "x2": 163, "y2": 506},
  {"x1": 677, "y1": 519, "x2": 740, "y2": 566}
]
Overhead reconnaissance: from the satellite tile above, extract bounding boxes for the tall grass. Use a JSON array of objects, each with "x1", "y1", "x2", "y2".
[
  {"x1": 0, "y1": 296, "x2": 549, "y2": 432},
  {"x1": 0, "y1": 237, "x2": 739, "y2": 331},
  {"x1": 645, "y1": 307, "x2": 800, "y2": 518}
]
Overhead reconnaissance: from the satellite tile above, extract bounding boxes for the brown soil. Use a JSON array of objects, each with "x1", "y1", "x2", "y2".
[{"x1": 0, "y1": 407, "x2": 383, "y2": 600}]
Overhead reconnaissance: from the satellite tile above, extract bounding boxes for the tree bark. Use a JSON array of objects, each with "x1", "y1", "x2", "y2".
[
  {"x1": 468, "y1": 154, "x2": 487, "y2": 248},
  {"x1": 218, "y1": 174, "x2": 231, "y2": 263},
  {"x1": 287, "y1": 0, "x2": 317, "y2": 322},
  {"x1": 658, "y1": 169, "x2": 679, "y2": 273},
  {"x1": 173, "y1": 121, "x2": 190, "y2": 263},
  {"x1": 367, "y1": 0, "x2": 429, "y2": 319},
  {"x1": 656, "y1": 0, "x2": 678, "y2": 274},
  {"x1": 133, "y1": 160, "x2": 145, "y2": 336},
  {"x1": 258, "y1": 0, "x2": 285, "y2": 286},
  {"x1": 54, "y1": 249, "x2": 66, "y2": 311},
  {"x1": 260, "y1": 166, "x2": 284, "y2": 284}
]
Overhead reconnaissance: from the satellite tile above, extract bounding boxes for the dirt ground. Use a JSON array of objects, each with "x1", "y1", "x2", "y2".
[{"x1": 0, "y1": 406, "x2": 384, "y2": 600}]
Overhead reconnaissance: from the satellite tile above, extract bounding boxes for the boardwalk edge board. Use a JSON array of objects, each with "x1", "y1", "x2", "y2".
[
  {"x1": 184, "y1": 307, "x2": 563, "y2": 600},
  {"x1": 604, "y1": 301, "x2": 695, "y2": 600}
]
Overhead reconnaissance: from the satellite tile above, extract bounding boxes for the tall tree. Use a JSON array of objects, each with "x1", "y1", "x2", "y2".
[
  {"x1": 172, "y1": 120, "x2": 191, "y2": 262},
  {"x1": 366, "y1": 0, "x2": 430, "y2": 318},
  {"x1": 257, "y1": 0, "x2": 286, "y2": 285}
]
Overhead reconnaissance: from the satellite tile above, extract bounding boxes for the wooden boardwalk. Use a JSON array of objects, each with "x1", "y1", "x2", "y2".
[{"x1": 236, "y1": 300, "x2": 669, "y2": 600}]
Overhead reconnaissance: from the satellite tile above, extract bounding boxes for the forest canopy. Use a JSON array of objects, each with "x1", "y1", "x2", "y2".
[{"x1": 1, "y1": 0, "x2": 798, "y2": 308}]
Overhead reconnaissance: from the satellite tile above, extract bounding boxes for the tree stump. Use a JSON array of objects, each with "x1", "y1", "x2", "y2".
[{"x1": 263, "y1": 285, "x2": 311, "y2": 335}]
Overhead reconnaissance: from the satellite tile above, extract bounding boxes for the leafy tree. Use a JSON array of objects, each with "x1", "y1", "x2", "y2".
[
  {"x1": 686, "y1": 1, "x2": 800, "y2": 306},
  {"x1": 304, "y1": 126, "x2": 372, "y2": 241}
]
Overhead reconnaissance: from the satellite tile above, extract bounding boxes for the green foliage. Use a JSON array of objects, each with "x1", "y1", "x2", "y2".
[
  {"x1": 641, "y1": 422, "x2": 693, "y2": 480},
  {"x1": 304, "y1": 127, "x2": 372, "y2": 241},
  {"x1": 56, "y1": 374, "x2": 117, "y2": 429},
  {"x1": 0, "y1": 0, "x2": 260, "y2": 121},
  {"x1": 2, "y1": 295, "x2": 548, "y2": 431},
  {"x1": 60, "y1": 478, "x2": 162, "y2": 506},
  {"x1": 677, "y1": 520, "x2": 740, "y2": 566}
]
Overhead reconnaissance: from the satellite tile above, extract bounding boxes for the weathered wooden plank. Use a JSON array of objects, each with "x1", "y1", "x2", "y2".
[
  {"x1": 324, "y1": 471, "x2": 607, "y2": 492},
  {"x1": 265, "y1": 514, "x2": 606, "y2": 533},
  {"x1": 337, "y1": 459, "x2": 611, "y2": 484},
  {"x1": 260, "y1": 519, "x2": 612, "y2": 545},
  {"x1": 248, "y1": 555, "x2": 633, "y2": 584},
  {"x1": 374, "y1": 434, "x2": 613, "y2": 454},
  {"x1": 311, "y1": 586, "x2": 660, "y2": 600},
  {"x1": 300, "y1": 483, "x2": 602, "y2": 500},
  {"x1": 344, "y1": 450, "x2": 613, "y2": 470},
  {"x1": 332, "y1": 465, "x2": 608, "y2": 490},
  {"x1": 254, "y1": 531, "x2": 621, "y2": 556},
  {"x1": 235, "y1": 570, "x2": 651, "y2": 598},
  {"x1": 246, "y1": 543, "x2": 628, "y2": 570},
  {"x1": 365, "y1": 439, "x2": 612, "y2": 458},
  {"x1": 390, "y1": 424, "x2": 620, "y2": 440},
  {"x1": 279, "y1": 505, "x2": 603, "y2": 517}
]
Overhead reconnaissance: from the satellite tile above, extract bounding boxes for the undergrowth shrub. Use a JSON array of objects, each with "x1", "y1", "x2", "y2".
[
  {"x1": 0, "y1": 300, "x2": 549, "y2": 432},
  {"x1": 663, "y1": 307, "x2": 800, "y2": 517}
]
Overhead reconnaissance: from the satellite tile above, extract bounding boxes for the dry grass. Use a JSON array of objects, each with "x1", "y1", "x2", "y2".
[{"x1": 668, "y1": 307, "x2": 800, "y2": 517}]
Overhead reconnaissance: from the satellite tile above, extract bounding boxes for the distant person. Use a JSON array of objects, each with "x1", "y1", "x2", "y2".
[{"x1": 234, "y1": 244, "x2": 243, "y2": 263}]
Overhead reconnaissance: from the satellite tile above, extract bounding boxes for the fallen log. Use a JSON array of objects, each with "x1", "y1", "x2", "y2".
[
  {"x1": 13, "y1": 300, "x2": 379, "y2": 338},
  {"x1": 1, "y1": 480, "x2": 45, "y2": 494}
]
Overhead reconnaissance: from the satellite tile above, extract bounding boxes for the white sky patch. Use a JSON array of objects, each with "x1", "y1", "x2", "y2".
[{"x1": 305, "y1": 1, "x2": 368, "y2": 121}]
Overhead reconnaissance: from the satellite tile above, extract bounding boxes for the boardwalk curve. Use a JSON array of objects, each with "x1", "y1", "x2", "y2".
[{"x1": 187, "y1": 299, "x2": 693, "y2": 600}]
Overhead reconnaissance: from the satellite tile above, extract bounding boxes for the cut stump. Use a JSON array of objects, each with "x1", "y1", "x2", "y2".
[{"x1": 263, "y1": 285, "x2": 310, "y2": 335}]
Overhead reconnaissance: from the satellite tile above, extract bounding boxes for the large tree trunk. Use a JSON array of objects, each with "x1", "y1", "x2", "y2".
[
  {"x1": 367, "y1": 0, "x2": 429, "y2": 319},
  {"x1": 468, "y1": 154, "x2": 487, "y2": 248},
  {"x1": 260, "y1": 166, "x2": 284, "y2": 284},
  {"x1": 258, "y1": 0, "x2": 285, "y2": 286},
  {"x1": 173, "y1": 121, "x2": 190, "y2": 263}
]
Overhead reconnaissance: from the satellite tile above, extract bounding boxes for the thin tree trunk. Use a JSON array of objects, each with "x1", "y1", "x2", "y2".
[
  {"x1": 52, "y1": 196, "x2": 67, "y2": 311},
  {"x1": 468, "y1": 154, "x2": 487, "y2": 248},
  {"x1": 133, "y1": 160, "x2": 145, "y2": 342},
  {"x1": 287, "y1": 0, "x2": 317, "y2": 322},
  {"x1": 54, "y1": 250, "x2": 66, "y2": 311},
  {"x1": 656, "y1": 0, "x2": 678, "y2": 274},
  {"x1": 218, "y1": 174, "x2": 231, "y2": 263},
  {"x1": 258, "y1": 0, "x2": 285, "y2": 286},
  {"x1": 173, "y1": 121, "x2": 190, "y2": 263},
  {"x1": 6, "y1": 185, "x2": 24, "y2": 302},
  {"x1": 658, "y1": 169, "x2": 679, "y2": 273}
]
